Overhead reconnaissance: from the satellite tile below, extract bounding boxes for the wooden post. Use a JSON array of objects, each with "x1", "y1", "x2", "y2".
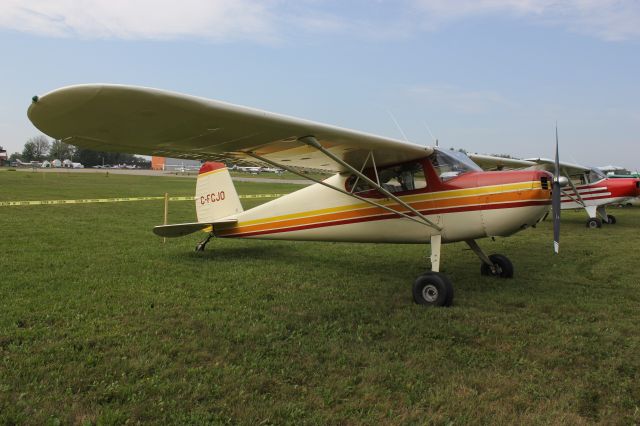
[{"x1": 163, "y1": 192, "x2": 169, "y2": 244}]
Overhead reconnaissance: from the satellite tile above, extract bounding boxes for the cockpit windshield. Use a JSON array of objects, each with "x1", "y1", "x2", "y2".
[
  {"x1": 430, "y1": 149, "x2": 482, "y2": 181},
  {"x1": 588, "y1": 168, "x2": 606, "y2": 182},
  {"x1": 576, "y1": 168, "x2": 606, "y2": 184}
]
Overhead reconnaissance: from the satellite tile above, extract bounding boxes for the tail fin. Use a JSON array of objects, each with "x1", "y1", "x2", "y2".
[{"x1": 195, "y1": 162, "x2": 243, "y2": 222}]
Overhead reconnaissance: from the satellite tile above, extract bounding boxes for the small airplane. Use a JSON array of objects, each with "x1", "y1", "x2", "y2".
[
  {"x1": 470, "y1": 154, "x2": 640, "y2": 228},
  {"x1": 233, "y1": 165, "x2": 263, "y2": 174},
  {"x1": 14, "y1": 159, "x2": 43, "y2": 168},
  {"x1": 28, "y1": 84, "x2": 563, "y2": 307}
]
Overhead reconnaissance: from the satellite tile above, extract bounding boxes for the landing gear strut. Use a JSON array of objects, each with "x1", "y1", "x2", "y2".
[
  {"x1": 195, "y1": 233, "x2": 213, "y2": 252},
  {"x1": 585, "y1": 206, "x2": 615, "y2": 228},
  {"x1": 466, "y1": 239, "x2": 514, "y2": 278},
  {"x1": 413, "y1": 234, "x2": 454, "y2": 307}
]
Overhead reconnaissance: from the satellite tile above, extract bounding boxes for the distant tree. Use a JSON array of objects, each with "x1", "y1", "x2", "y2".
[
  {"x1": 9, "y1": 152, "x2": 22, "y2": 161},
  {"x1": 72, "y1": 147, "x2": 150, "y2": 168},
  {"x1": 72, "y1": 148, "x2": 102, "y2": 166},
  {"x1": 22, "y1": 135, "x2": 50, "y2": 162},
  {"x1": 490, "y1": 153, "x2": 514, "y2": 159},
  {"x1": 49, "y1": 140, "x2": 75, "y2": 160},
  {"x1": 448, "y1": 147, "x2": 469, "y2": 154}
]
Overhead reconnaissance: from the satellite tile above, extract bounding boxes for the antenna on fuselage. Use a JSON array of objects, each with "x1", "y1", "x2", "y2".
[
  {"x1": 386, "y1": 109, "x2": 409, "y2": 143},
  {"x1": 421, "y1": 120, "x2": 438, "y2": 148}
]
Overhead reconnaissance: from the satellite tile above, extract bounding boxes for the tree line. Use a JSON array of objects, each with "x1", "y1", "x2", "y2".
[{"x1": 9, "y1": 136, "x2": 151, "y2": 167}]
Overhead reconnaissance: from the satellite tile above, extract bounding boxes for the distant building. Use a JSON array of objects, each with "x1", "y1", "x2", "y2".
[
  {"x1": 151, "y1": 156, "x2": 201, "y2": 171},
  {"x1": 0, "y1": 146, "x2": 7, "y2": 166}
]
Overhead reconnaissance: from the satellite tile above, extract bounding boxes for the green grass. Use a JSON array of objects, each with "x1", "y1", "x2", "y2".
[{"x1": 1, "y1": 171, "x2": 640, "y2": 424}]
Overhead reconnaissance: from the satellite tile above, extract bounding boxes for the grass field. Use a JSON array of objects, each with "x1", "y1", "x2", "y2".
[{"x1": 1, "y1": 169, "x2": 639, "y2": 424}]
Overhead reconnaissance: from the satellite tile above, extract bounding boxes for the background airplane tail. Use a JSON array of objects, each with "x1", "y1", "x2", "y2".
[{"x1": 195, "y1": 162, "x2": 243, "y2": 222}]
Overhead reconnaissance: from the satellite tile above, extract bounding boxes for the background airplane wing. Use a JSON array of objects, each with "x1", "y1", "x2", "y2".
[
  {"x1": 523, "y1": 158, "x2": 591, "y2": 177},
  {"x1": 467, "y1": 153, "x2": 536, "y2": 170},
  {"x1": 468, "y1": 153, "x2": 591, "y2": 177},
  {"x1": 28, "y1": 84, "x2": 433, "y2": 172}
]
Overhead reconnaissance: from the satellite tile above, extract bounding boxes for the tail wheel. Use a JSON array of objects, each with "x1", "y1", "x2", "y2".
[
  {"x1": 480, "y1": 254, "x2": 514, "y2": 278},
  {"x1": 412, "y1": 272, "x2": 454, "y2": 307},
  {"x1": 586, "y1": 218, "x2": 602, "y2": 229}
]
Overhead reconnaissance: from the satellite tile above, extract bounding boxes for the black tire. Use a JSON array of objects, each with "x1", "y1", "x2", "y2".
[
  {"x1": 606, "y1": 215, "x2": 616, "y2": 224},
  {"x1": 480, "y1": 254, "x2": 514, "y2": 278},
  {"x1": 412, "y1": 272, "x2": 453, "y2": 307},
  {"x1": 586, "y1": 218, "x2": 602, "y2": 229}
]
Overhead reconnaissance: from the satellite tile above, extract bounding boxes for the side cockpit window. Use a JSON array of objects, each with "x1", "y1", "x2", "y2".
[
  {"x1": 378, "y1": 162, "x2": 427, "y2": 193},
  {"x1": 345, "y1": 161, "x2": 426, "y2": 196}
]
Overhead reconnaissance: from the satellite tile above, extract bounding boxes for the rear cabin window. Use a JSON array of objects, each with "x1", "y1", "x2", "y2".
[{"x1": 345, "y1": 161, "x2": 426, "y2": 195}]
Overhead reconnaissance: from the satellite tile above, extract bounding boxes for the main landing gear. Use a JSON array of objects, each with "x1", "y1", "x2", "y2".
[
  {"x1": 586, "y1": 214, "x2": 615, "y2": 228},
  {"x1": 412, "y1": 236, "x2": 514, "y2": 307},
  {"x1": 585, "y1": 206, "x2": 616, "y2": 229},
  {"x1": 195, "y1": 233, "x2": 213, "y2": 252},
  {"x1": 586, "y1": 218, "x2": 602, "y2": 229}
]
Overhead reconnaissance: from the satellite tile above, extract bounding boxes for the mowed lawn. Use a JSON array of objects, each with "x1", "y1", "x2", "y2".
[{"x1": 1, "y1": 170, "x2": 639, "y2": 424}]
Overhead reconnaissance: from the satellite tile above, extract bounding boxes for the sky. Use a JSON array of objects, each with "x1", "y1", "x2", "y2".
[{"x1": 1, "y1": 0, "x2": 639, "y2": 169}]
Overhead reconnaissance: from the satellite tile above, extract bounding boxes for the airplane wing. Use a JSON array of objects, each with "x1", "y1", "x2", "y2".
[
  {"x1": 467, "y1": 153, "x2": 536, "y2": 170},
  {"x1": 27, "y1": 84, "x2": 433, "y2": 173},
  {"x1": 523, "y1": 158, "x2": 591, "y2": 177},
  {"x1": 468, "y1": 153, "x2": 591, "y2": 177}
]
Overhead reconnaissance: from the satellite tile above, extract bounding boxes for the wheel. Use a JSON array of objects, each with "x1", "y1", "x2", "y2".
[
  {"x1": 586, "y1": 218, "x2": 602, "y2": 229},
  {"x1": 412, "y1": 272, "x2": 453, "y2": 307},
  {"x1": 606, "y1": 215, "x2": 616, "y2": 224},
  {"x1": 480, "y1": 254, "x2": 514, "y2": 278}
]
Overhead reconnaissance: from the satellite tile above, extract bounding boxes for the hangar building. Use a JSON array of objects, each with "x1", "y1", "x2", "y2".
[{"x1": 151, "y1": 156, "x2": 201, "y2": 171}]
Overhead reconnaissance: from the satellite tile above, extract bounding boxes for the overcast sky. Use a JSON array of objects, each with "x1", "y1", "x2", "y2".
[{"x1": 1, "y1": 0, "x2": 639, "y2": 168}]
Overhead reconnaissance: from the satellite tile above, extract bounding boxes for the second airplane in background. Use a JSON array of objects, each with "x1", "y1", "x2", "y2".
[{"x1": 470, "y1": 154, "x2": 640, "y2": 228}]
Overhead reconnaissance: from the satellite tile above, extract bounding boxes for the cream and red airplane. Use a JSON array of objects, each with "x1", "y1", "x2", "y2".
[
  {"x1": 28, "y1": 84, "x2": 563, "y2": 307},
  {"x1": 470, "y1": 154, "x2": 640, "y2": 228}
]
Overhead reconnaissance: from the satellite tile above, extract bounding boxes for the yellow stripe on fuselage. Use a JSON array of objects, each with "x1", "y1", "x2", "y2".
[
  {"x1": 237, "y1": 180, "x2": 542, "y2": 227},
  {"x1": 197, "y1": 168, "x2": 228, "y2": 178}
]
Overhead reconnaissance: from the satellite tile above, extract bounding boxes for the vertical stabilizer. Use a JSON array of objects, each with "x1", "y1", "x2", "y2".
[{"x1": 195, "y1": 162, "x2": 243, "y2": 222}]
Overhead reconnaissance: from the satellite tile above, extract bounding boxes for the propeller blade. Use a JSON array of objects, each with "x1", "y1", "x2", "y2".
[{"x1": 552, "y1": 125, "x2": 561, "y2": 254}]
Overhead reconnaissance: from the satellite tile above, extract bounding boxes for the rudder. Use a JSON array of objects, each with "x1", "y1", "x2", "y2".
[{"x1": 196, "y1": 162, "x2": 243, "y2": 222}]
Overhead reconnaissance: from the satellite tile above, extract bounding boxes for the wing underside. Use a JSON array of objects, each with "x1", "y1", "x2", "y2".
[{"x1": 28, "y1": 84, "x2": 433, "y2": 172}]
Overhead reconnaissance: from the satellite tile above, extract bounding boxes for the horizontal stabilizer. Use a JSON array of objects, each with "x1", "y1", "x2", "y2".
[{"x1": 153, "y1": 219, "x2": 237, "y2": 238}]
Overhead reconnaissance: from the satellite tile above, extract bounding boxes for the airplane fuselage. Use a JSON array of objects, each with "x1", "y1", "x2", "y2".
[
  {"x1": 214, "y1": 158, "x2": 553, "y2": 244},
  {"x1": 560, "y1": 177, "x2": 640, "y2": 210}
]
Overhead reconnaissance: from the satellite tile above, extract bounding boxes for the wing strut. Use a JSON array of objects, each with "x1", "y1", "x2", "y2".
[
  {"x1": 561, "y1": 169, "x2": 586, "y2": 207},
  {"x1": 245, "y1": 151, "x2": 440, "y2": 231},
  {"x1": 298, "y1": 136, "x2": 442, "y2": 231}
]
